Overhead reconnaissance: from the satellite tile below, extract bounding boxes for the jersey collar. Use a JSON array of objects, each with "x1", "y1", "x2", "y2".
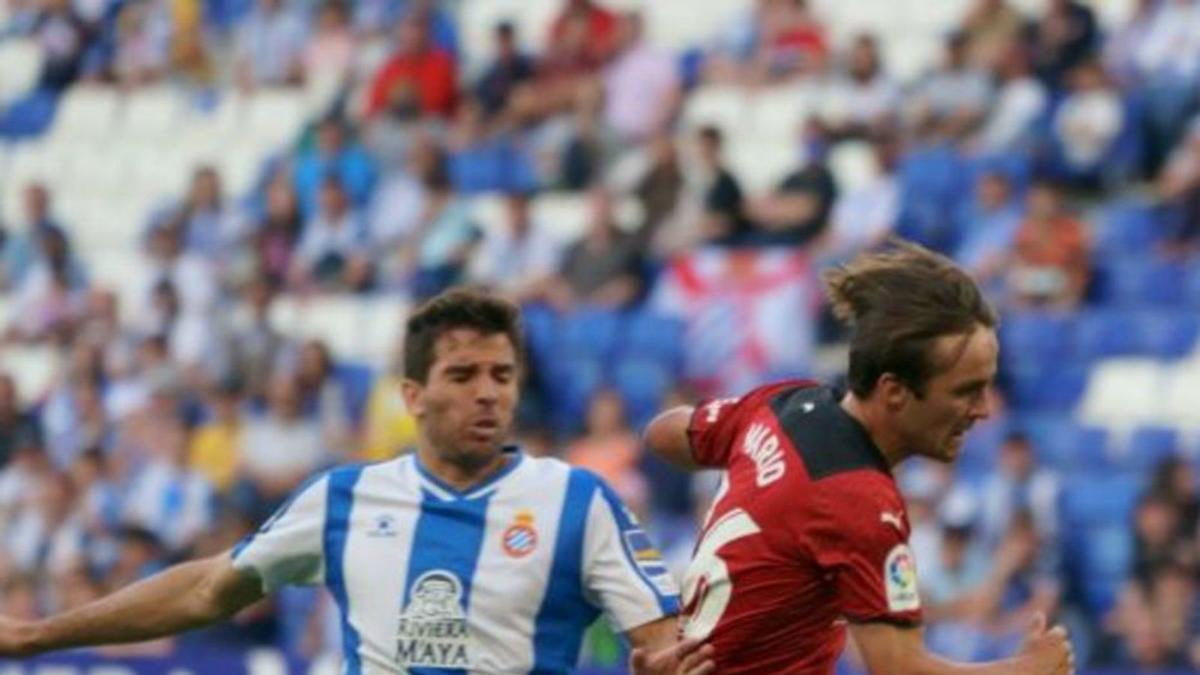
[{"x1": 413, "y1": 445, "x2": 525, "y2": 501}]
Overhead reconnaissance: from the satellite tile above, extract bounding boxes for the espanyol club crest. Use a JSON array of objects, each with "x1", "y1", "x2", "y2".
[{"x1": 501, "y1": 509, "x2": 538, "y2": 558}]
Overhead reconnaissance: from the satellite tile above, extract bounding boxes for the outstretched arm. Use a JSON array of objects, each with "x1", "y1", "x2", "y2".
[
  {"x1": 850, "y1": 614, "x2": 1074, "y2": 675},
  {"x1": 0, "y1": 552, "x2": 264, "y2": 657},
  {"x1": 643, "y1": 406, "x2": 702, "y2": 471}
]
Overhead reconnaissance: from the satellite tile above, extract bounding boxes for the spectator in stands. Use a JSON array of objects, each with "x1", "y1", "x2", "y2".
[
  {"x1": 1109, "y1": 560, "x2": 1199, "y2": 669},
  {"x1": 1032, "y1": 0, "x2": 1098, "y2": 88},
  {"x1": 369, "y1": 136, "x2": 441, "y2": 289},
  {"x1": 1149, "y1": 456, "x2": 1199, "y2": 539},
  {"x1": 11, "y1": 226, "x2": 88, "y2": 343},
  {"x1": 236, "y1": 372, "x2": 328, "y2": 517},
  {"x1": 694, "y1": 125, "x2": 748, "y2": 245},
  {"x1": 187, "y1": 375, "x2": 245, "y2": 494},
  {"x1": 229, "y1": 275, "x2": 287, "y2": 404},
  {"x1": 169, "y1": 2, "x2": 215, "y2": 89},
  {"x1": 635, "y1": 133, "x2": 685, "y2": 254},
  {"x1": 292, "y1": 339, "x2": 351, "y2": 451},
  {"x1": 566, "y1": 388, "x2": 646, "y2": 513},
  {"x1": 960, "y1": 0, "x2": 1027, "y2": 71},
  {"x1": 107, "y1": 0, "x2": 170, "y2": 88},
  {"x1": 548, "y1": 0, "x2": 619, "y2": 67},
  {"x1": 954, "y1": 169, "x2": 1023, "y2": 287},
  {"x1": 978, "y1": 431, "x2": 1060, "y2": 547},
  {"x1": 820, "y1": 132, "x2": 900, "y2": 261},
  {"x1": 745, "y1": 118, "x2": 838, "y2": 247},
  {"x1": 4, "y1": 471, "x2": 73, "y2": 576},
  {"x1": 302, "y1": 1, "x2": 354, "y2": 90},
  {"x1": 920, "y1": 490, "x2": 994, "y2": 661},
  {"x1": 366, "y1": 14, "x2": 457, "y2": 120},
  {"x1": 409, "y1": 161, "x2": 482, "y2": 299},
  {"x1": 1158, "y1": 117, "x2": 1200, "y2": 255},
  {"x1": 1051, "y1": 59, "x2": 1125, "y2": 189},
  {"x1": 1007, "y1": 180, "x2": 1091, "y2": 308},
  {"x1": 602, "y1": 12, "x2": 681, "y2": 146},
  {"x1": 1131, "y1": 493, "x2": 1192, "y2": 585},
  {"x1": 233, "y1": 0, "x2": 307, "y2": 89},
  {"x1": 361, "y1": 341, "x2": 418, "y2": 462},
  {"x1": 706, "y1": 0, "x2": 827, "y2": 85},
  {"x1": 289, "y1": 177, "x2": 372, "y2": 293},
  {"x1": 474, "y1": 21, "x2": 535, "y2": 120},
  {"x1": 0, "y1": 375, "x2": 36, "y2": 472},
  {"x1": 31, "y1": 0, "x2": 88, "y2": 91},
  {"x1": 1102, "y1": 0, "x2": 1158, "y2": 87},
  {"x1": 826, "y1": 33, "x2": 900, "y2": 140},
  {"x1": 177, "y1": 166, "x2": 248, "y2": 262},
  {"x1": 41, "y1": 376, "x2": 107, "y2": 471},
  {"x1": 446, "y1": 98, "x2": 539, "y2": 193},
  {"x1": 2, "y1": 182, "x2": 66, "y2": 290},
  {"x1": 551, "y1": 187, "x2": 644, "y2": 310},
  {"x1": 467, "y1": 191, "x2": 563, "y2": 302},
  {"x1": 294, "y1": 115, "x2": 377, "y2": 217},
  {"x1": 974, "y1": 39, "x2": 1048, "y2": 154},
  {"x1": 253, "y1": 176, "x2": 303, "y2": 289},
  {"x1": 135, "y1": 223, "x2": 218, "y2": 320},
  {"x1": 120, "y1": 417, "x2": 214, "y2": 553},
  {"x1": 914, "y1": 32, "x2": 993, "y2": 139}
]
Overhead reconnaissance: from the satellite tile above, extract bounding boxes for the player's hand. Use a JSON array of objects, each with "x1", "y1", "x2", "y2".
[
  {"x1": 1015, "y1": 612, "x2": 1075, "y2": 675},
  {"x1": 630, "y1": 637, "x2": 715, "y2": 675},
  {"x1": 0, "y1": 615, "x2": 38, "y2": 657}
]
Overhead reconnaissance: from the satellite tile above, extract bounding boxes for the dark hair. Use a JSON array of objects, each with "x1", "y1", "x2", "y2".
[
  {"x1": 698, "y1": 125, "x2": 723, "y2": 146},
  {"x1": 823, "y1": 240, "x2": 998, "y2": 398},
  {"x1": 403, "y1": 288, "x2": 524, "y2": 383}
]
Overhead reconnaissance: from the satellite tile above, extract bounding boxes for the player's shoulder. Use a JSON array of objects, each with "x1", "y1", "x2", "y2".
[
  {"x1": 514, "y1": 454, "x2": 608, "y2": 493},
  {"x1": 766, "y1": 385, "x2": 894, "y2": 483}
]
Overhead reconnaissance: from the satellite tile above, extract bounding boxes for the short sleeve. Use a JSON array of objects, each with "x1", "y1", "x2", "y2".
[
  {"x1": 687, "y1": 381, "x2": 811, "y2": 467},
  {"x1": 231, "y1": 475, "x2": 329, "y2": 594},
  {"x1": 810, "y1": 482, "x2": 923, "y2": 626},
  {"x1": 583, "y1": 480, "x2": 681, "y2": 632}
]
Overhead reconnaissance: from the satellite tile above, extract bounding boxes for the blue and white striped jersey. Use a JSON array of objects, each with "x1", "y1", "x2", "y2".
[{"x1": 231, "y1": 449, "x2": 680, "y2": 674}]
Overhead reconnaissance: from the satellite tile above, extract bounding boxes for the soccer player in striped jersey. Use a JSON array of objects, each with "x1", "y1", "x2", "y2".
[{"x1": 0, "y1": 288, "x2": 711, "y2": 675}]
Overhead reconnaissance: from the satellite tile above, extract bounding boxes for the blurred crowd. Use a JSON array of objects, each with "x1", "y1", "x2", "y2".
[{"x1": 2, "y1": 0, "x2": 1200, "y2": 669}]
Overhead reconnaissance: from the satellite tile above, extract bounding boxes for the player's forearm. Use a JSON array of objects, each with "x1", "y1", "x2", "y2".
[
  {"x1": 24, "y1": 556, "x2": 254, "y2": 655},
  {"x1": 643, "y1": 407, "x2": 701, "y2": 471}
]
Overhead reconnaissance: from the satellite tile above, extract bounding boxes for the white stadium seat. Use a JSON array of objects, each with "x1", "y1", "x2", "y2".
[
  {"x1": 0, "y1": 39, "x2": 43, "y2": 104},
  {"x1": 50, "y1": 86, "x2": 121, "y2": 142},
  {"x1": 1078, "y1": 359, "x2": 1165, "y2": 430}
]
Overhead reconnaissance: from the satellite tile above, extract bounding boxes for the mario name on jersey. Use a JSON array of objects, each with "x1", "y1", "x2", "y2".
[
  {"x1": 396, "y1": 570, "x2": 472, "y2": 668},
  {"x1": 742, "y1": 423, "x2": 786, "y2": 487}
]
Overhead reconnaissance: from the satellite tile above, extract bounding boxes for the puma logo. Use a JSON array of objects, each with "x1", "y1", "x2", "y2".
[{"x1": 880, "y1": 511, "x2": 905, "y2": 533}]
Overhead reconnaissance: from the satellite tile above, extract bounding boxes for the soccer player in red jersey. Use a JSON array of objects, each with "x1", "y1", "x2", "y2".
[{"x1": 644, "y1": 243, "x2": 1075, "y2": 674}]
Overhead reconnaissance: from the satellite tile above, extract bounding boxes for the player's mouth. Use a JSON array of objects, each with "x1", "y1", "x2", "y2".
[{"x1": 467, "y1": 418, "x2": 501, "y2": 440}]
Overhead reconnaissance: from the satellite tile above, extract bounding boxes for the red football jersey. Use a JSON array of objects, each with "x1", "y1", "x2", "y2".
[{"x1": 681, "y1": 381, "x2": 922, "y2": 674}]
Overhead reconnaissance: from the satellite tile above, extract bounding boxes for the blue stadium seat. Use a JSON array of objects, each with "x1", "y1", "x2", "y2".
[
  {"x1": 1133, "y1": 311, "x2": 1200, "y2": 358},
  {"x1": 1184, "y1": 265, "x2": 1200, "y2": 309},
  {"x1": 520, "y1": 303, "x2": 559, "y2": 363},
  {"x1": 1093, "y1": 200, "x2": 1159, "y2": 258},
  {"x1": 0, "y1": 89, "x2": 57, "y2": 138},
  {"x1": 999, "y1": 311, "x2": 1075, "y2": 366},
  {"x1": 334, "y1": 362, "x2": 375, "y2": 426},
  {"x1": 1060, "y1": 475, "x2": 1142, "y2": 527},
  {"x1": 1018, "y1": 417, "x2": 1108, "y2": 471},
  {"x1": 550, "y1": 355, "x2": 605, "y2": 434},
  {"x1": 1071, "y1": 309, "x2": 1139, "y2": 361},
  {"x1": 611, "y1": 356, "x2": 674, "y2": 429},
  {"x1": 1074, "y1": 524, "x2": 1134, "y2": 615},
  {"x1": 619, "y1": 312, "x2": 686, "y2": 372},
  {"x1": 1004, "y1": 362, "x2": 1088, "y2": 412},
  {"x1": 555, "y1": 307, "x2": 622, "y2": 360},
  {"x1": 1117, "y1": 425, "x2": 1180, "y2": 473},
  {"x1": 1098, "y1": 257, "x2": 1187, "y2": 307}
]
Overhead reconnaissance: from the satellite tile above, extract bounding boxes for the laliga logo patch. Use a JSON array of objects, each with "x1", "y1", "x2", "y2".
[
  {"x1": 501, "y1": 509, "x2": 538, "y2": 558},
  {"x1": 884, "y1": 544, "x2": 920, "y2": 612}
]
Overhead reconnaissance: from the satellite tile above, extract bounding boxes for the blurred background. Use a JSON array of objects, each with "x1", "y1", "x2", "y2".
[{"x1": 0, "y1": 0, "x2": 1197, "y2": 672}]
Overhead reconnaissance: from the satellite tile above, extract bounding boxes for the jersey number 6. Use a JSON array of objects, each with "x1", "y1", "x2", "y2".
[{"x1": 681, "y1": 508, "x2": 761, "y2": 640}]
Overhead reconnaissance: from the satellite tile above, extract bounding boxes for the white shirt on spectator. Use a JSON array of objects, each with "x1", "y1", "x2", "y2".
[
  {"x1": 467, "y1": 221, "x2": 564, "y2": 293},
  {"x1": 824, "y1": 174, "x2": 899, "y2": 261},
  {"x1": 1134, "y1": 0, "x2": 1200, "y2": 82},
  {"x1": 294, "y1": 212, "x2": 368, "y2": 268},
  {"x1": 122, "y1": 459, "x2": 215, "y2": 552},
  {"x1": 234, "y1": 6, "x2": 308, "y2": 85},
  {"x1": 1054, "y1": 89, "x2": 1123, "y2": 168},
  {"x1": 977, "y1": 77, "x2": 1048, "y2": 153},
  {"x1": 603, "y1": 42, "x2": 680, "y2": 143},
  {"x1": 241, "y1": 415, "x2": 327, "y2": 478}
]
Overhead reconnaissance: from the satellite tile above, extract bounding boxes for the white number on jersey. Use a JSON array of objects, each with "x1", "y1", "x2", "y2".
[{"x1": 681, "y1": 508, "x2": 761, "y2": 640}]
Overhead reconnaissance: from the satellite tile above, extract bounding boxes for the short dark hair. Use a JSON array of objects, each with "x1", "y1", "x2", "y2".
[
  {"x1": 823, "y1": 240, "x2": 998, "y2": 398},
  {"x1": 698, "y1": 125, "x2": 722, "y2": 147},
  {"x1": 403, "y1": 288, "x2": 524, "y2": 383}
]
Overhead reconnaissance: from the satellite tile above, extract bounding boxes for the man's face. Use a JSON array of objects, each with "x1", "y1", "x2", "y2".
[
  {"x1": 403, "y1": 329, "x2": 519, "y2": 471},
  {"x1": 894, "y1": 326, "x2": 998, "y2": 463}
]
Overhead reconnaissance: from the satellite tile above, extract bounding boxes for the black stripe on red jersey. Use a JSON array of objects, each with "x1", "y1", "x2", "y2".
[
  {"x1": 768, "y1": 385, "x2": 892, "y2": 480},
  {"x1": 844, "y1": 613, "x2": 924, "y2": 627}
]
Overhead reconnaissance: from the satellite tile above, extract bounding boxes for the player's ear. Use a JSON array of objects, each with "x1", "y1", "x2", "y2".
[
  {"x1": 876, "y1": 373, "x2": 911, "y2": 411},
  {"x1": 401, "y1": 377, "x2": 426, "y2": 417}
]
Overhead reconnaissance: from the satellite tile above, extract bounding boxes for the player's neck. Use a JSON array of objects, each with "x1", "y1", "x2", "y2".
[
  {"x1": 839, "y1": 394, "x2": 908, "y2": 469},
  {"x1": 416, "y1": 445, "x2": 512, "y2": 492}
]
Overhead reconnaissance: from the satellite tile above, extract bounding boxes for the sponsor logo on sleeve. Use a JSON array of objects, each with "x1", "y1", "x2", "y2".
[
  {"x1": 624, "y1": 529, "x2": 677, "y2": 596},
  {"x1": 883, "y1": 544, "x2": 921, "y2": 613}
]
